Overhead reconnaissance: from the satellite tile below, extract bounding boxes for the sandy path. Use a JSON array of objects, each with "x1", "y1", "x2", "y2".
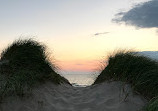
[{"x1": 0, "y1": 81, "x2": 147, "y2": 111}]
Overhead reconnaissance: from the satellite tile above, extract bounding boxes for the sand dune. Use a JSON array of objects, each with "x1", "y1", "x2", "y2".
[{"x1": 0, "y1": 81, "x2": 147, "y2": 111}]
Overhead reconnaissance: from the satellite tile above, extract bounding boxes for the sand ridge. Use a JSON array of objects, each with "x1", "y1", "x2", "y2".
[{"x1": 0, "y1": 81, "x2": 147, "y2": 111}]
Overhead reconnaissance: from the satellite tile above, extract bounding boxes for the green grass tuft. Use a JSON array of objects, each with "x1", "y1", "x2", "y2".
[{"x1": 145, "y1": 97, "x2": 158, "y2": 111}]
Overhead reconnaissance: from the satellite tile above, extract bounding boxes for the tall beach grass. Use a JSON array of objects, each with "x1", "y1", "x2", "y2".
[
  {"x1": 94, "y1": 50, "x2": 158, "y2": 111},
  {"x1": 0, "y1": 39, "x2": 69, "y2": 101}
]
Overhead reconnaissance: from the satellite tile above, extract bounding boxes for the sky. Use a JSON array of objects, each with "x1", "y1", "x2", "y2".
[{"x1": 0, "y1": 0, "x2": 158, "y2": 73}]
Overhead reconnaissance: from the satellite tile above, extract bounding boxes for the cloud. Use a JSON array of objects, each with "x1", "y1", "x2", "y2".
[
  {"x1": 75, "y1": 64, "x2": 83, "y2": 66},
  {"x1": 113, "y1": 0, "x2": 158, "y2": 28},
  {"x1": 94, "y1": 32, "x2": 110, "y2": 36}
]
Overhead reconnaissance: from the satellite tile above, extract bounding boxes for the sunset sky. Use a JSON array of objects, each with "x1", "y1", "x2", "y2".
[{"x1": 0, "y1": 0, "x2": 158, "y2": 73}]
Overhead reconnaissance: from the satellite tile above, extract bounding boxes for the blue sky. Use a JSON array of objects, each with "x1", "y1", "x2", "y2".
[
  {"x1": 1, "y1": 0, "x2": 157, "y2": 72},
  {"x1": 0, "y1": 0, "x2": 147, "y2": 40}
]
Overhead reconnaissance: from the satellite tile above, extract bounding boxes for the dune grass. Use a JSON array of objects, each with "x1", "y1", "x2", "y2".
[
  {"x1": 94, "y1": 50, "x2": 158, "y2": 111},
  {"x1": 0, "y1": 39, "x2": 69, "y2": 101}
]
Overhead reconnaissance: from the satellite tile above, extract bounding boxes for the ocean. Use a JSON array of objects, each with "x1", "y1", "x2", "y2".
[{"x1": 59, "y1": 71, "x2": 99, "y2": 87}]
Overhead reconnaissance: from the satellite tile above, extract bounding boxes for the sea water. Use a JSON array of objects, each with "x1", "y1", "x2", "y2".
[{"x1": 59, "y1": 71, "x2": 99, "y2": 87}]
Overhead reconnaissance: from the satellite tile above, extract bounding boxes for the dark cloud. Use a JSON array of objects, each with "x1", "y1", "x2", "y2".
[
  {"x1": 113, "y1": 0, "x2": 158, "y2": 28},
  {"x1": 94, "y1": 32, "x2": 109, "y2": 36}
]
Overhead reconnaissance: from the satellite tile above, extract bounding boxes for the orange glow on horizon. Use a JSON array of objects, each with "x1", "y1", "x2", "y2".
[
  {"x1": 54, "y1": 60, "x2": 106, "y2": 72},
  {"x1": 56, "y1": 59, "x2": 104, "y2": 72}
]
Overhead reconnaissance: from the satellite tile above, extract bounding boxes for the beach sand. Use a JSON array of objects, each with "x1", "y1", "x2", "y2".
[{"x1": 0, "y1": 81, "x2": 147, "y2": 111}]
